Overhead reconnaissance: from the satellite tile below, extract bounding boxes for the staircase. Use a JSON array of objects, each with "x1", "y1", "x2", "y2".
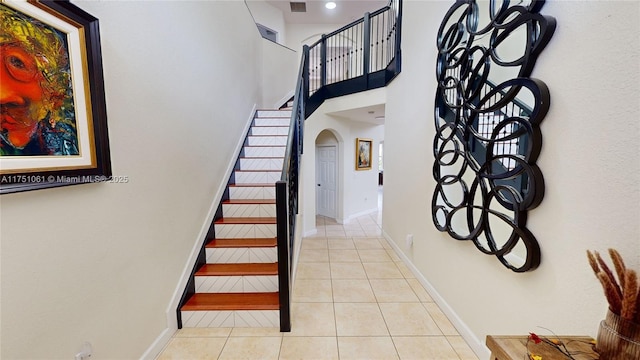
[{"x1": 179, "y1": 108, "x2": 292, "y2": 328}]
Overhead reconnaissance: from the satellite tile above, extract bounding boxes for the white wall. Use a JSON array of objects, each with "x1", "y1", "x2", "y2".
[
  {"x1": 261, "y1": 39, "x2": 298, "y2": 108},
  {"x1": 0, "y1": 1, "x2": 262, "y2": 358},
  {"x1": 301, "y1": 89, "x2": 385, "y2": 233},
  {"x1": 246, "y1": 0, "x2": 287, "y2": 45},
  {"x1": 383, "y1": 1, "x2": 640, "y2": 358}
]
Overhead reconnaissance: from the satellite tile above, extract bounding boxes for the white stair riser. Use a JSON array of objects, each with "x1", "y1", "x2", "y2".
[
  {"x1": 251, "y1": 126, "x2": 289, "y2": 136},
  {"x1": 206, "y1": 247, "x2": 277, "y2": 263},
  {"x1": 195, "y1": 275, "x2": 278, "y2": 293},
  {"x1": 244, "y1": 146, "x2": 286, "y2": 158},
  {"x1": 239, "y1": 158, "x2": 283, "y2": 171},
  {"x1": 254, "y1": 118, "x2": 290, "y2": 126},
  {"x1": 256, "y1": 110, "x2": 291, "y2": 117},
  {"x1": 234, "y1": 171, "x2": 280, "y2": 184},
  {"x1": 229, "y1": 186, "x2": 275, "y2": 200},
  {"x1": 247, "y1": 136, "x2": 287, "y2": 146},
  {"x1": 215, "y1": 224, "x2": 277, "y2": 238},
  {"x1": 223, "y1": 204, "x2": 276, "y2": 218},
  {"x1": 181, "y1": 310, "x2": 279, "y2": 328}
]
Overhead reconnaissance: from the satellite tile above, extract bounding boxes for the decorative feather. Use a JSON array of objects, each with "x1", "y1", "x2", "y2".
[
  {"x1": 598, "y1": 271, "x2": 622, "y2": 315},
  {"x1": 609, "y1": 248, "x2": 627, "y2": 291},
  {"x1": 621, "y1": 269, "x2": 638, "y2": 321},
  {"x1": 596, "y1": 251, "x2": 622, "y2": 298},
  {"x1": 587, "y1": 250, "x2": 600, "y2": 275}
]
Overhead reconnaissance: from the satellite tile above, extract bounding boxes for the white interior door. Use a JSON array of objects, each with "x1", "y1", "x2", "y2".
[{"x1": 316, "y1": 145, "x2": 338, "y2": 218}]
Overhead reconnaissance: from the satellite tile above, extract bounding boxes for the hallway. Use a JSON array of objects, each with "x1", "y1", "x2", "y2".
[{"x1": 157, "y1": 188, "x2": 479, "y2": 359}]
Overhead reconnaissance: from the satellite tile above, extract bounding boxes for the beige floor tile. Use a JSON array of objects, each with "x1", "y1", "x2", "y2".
[
  {"x1": 298, "y1": 249, "x2": 329, "y2": 263},
  {"x1": 326, "y1": 224, "x2": 345, "y2": 231},
  {"x1": 296, "y1": 262, "x2": 331, "y2": 279},
  {"x1": 387, "y1": 249, "x2": 402, "y2": 262},
  {"x1": 358, "y1": 249, "x2": 393, "y2": 262},
  {"x1": 396, "y1": 262, "x2": 415, "y2": 278},
  {"x1": 379, "y1": 238, "x2": 393, "y2": 250},
  {"x1": 218, "y1": 336, "x2": 282, "y2": 360},
  {"x1": 286, "y1": 303, "x2": 336, "y2": 337},
  {"x1": 424, "y1": 302, "x2": 459, "y2": 335},
  {"x1": 173, "y1": 327, "x2": 231, "y2": 337},
  {"x1": 328, "y1": 238, "x2": 355, "y2": 249},
  {"x1": 330, "y1": 262, "x2": 367, "y2": 279},
  {"x1": 364, "y1": 229, "x2": 383, "y2": 237},
  {"x1": 279, "y1": 337, "x2": 339, "y2": 360},
  {"x1": 308, "y1": 228, "x2": 327, "y2": 238},
  {"x1": 326, "y1": 230, "x2": 347, "y2": 237},
  {"x1": 332, "y1": 279, "x2": 376, "y2": 302},
  {"x1": 337, "y1": 337, "x2": 399, "y2": 360},
  {"x1": 406, "y1": 278, "x2": 434, "y2": 302},
  {"x1": 329, "y1": 249, "x2": 361, "y2": 262},
  {"x1": 334, "y1": 303, "x2": 389, "y2": 336},
  {"x1": 343, "y1": 223, "x2": 364, "y2": 230},
  {"x1": 370, "y1": 279, "x2": 419, "y2": 302},
  {"x1": 379, "y1": 303, "x2": 442, "y2": 336},
  {"x1": 293, "y1": 279, "x2": 333, "y2": 302},
  {"x1": 447, "y1": 335, "x2": 480, "y2": 360},
  {"x1": 157, "y1": 337, "x2": 226, "y2": 360},
  {"x1": 230, "y1": 327, "x2": 283, "y2": 337},
  {"x1": 301, "y1": 238, "x2": 329, "y2": 250},
  {"x1": 353, "y1": 238, "x2": 384, "y2": 249},
  {"x1": 393, "y1": 336, "x2": 460, "y2": 360},
  {"x1": 345, "y1": 230, "x2": 367, "y2": 237},
  {"x1": 363, "y1": 262, "x2": 404, "y2": 279}
]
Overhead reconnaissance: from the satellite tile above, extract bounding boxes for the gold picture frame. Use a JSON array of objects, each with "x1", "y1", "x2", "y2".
[{"x1": 355, "y1": 138, "x2": 372, "y2": 171}]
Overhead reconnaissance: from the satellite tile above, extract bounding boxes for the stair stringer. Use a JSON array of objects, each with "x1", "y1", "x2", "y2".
[
  {"x1": 176, "y1": 108, "x2": 292, "y2": 329},
  {"x1": 164, "y1": 104, "x2": 256, "y2": 330}
]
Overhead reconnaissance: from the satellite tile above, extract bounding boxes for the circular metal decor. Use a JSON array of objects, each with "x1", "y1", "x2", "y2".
[{"x1": 432, "y1": 0, "x2": 556, "y2": 272}]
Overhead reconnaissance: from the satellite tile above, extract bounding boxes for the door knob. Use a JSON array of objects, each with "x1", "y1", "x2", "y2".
[{"x1": 317, "y1": 184, "x2": 321, "y2": 186}]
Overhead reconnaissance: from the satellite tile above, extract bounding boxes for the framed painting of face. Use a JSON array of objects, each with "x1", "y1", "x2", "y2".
[
  {"x1": 0, "y1": 0, "x2": 110, "y2": 194},
  {"x1": 355, "y1": 138, "x2": 372, "y2": 171}
]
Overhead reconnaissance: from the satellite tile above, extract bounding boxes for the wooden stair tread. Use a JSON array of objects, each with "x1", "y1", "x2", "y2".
[
  {"x1": 215, "y1": 217, "x2": 276, "y2": 224},
  {"x1": 196, "y1": 263, "x2": 278, "y2": 276},
  {"x1": 182, "y1": 292, "x2": 279, "y2": 311},
  {"x1": 235, "y1": 169, "x2": 281, "y2": 173},
  {"x1": 207, "y1": 237, "x2": 277, "y2": 248},
  {"x1": 228, "y1": 183, "x2": 275, "y2": 187},
  {"x1": 243, "y1": 145, "x2": 286, "y2": 149},
  {"x1": 240, "y1": 156, "x2": 284, "y2": 160},
  {"x1": 223, "y1": 199, "x2": 276, "y2": 205}
]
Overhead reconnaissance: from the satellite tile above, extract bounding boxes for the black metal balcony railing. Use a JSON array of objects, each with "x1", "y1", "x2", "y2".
[{"x1": 275, "y1": 0, "x2": 402, "y2": 331}]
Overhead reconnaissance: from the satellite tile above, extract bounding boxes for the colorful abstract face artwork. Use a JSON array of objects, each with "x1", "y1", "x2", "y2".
[{"x1": 0, "y1": 3, "x2": 78, "y2": 156}]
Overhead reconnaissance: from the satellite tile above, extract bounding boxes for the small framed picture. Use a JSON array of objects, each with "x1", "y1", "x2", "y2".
[{"x1": 355, "y1": 138, "x2": 372, "y2": 171}]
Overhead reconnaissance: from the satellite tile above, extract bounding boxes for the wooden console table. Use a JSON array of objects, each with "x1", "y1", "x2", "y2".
[{"x1": 486, "y1": 335, "x2": 599, "y2": 360}]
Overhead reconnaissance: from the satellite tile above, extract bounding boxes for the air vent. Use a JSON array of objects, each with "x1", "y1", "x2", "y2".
[{"x1": 290, "y1": 2, "x2": 307, "y2": 12}]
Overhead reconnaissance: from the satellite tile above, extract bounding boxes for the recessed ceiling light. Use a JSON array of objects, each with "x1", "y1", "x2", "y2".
[{"x1": 325, "y1": 2, "x2": 336, "y2": 10}]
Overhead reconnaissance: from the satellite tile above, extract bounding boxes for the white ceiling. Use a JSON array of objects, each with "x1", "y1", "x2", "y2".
[{"x1": 265, "y1": 0, "x2": 388, "y2": 25}]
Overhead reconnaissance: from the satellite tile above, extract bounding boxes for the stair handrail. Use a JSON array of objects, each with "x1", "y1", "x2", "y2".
[
  {"x1": 275, "y1": 46, "x2": 308, "y2": 332},
  {"x1": 276, "y1": 0, "x2": 402, "y2": 332}
]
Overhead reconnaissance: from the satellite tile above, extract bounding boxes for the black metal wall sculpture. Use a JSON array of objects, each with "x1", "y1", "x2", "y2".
[{"x1": 432, "y1": 0, "x2": 556, "y2": 272}]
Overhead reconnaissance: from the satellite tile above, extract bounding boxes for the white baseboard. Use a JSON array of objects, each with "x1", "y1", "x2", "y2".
[
  {"x1": 139, "y1": 327, "x2": 174, "y2": 360},
  {"x1": 274, "y1": 90, "x2": 295, "y2": 109},
  {"x1": 381, "y1": 229, "x2": 491, "y2": 360},
  {"x1": 141, "y1": 104, "x2": 257, "y2": 360},
  {"x1": 344, "y1": 207, "x2": 378, "y2": 223}
]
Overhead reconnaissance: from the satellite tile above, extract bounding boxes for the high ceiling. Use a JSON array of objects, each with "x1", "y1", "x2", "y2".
[{"x1": 265, "y1": 0, "x2": 388, "y2": 25}]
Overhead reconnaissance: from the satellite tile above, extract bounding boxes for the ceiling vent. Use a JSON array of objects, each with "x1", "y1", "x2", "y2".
[{"x1": 289, "y1": 2, "x2": 307, "y2": 12}]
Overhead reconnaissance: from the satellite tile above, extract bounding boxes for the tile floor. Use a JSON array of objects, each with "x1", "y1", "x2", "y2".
[{"x1": 156, "y1": 189, "x2": 480, "y2": 360}]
